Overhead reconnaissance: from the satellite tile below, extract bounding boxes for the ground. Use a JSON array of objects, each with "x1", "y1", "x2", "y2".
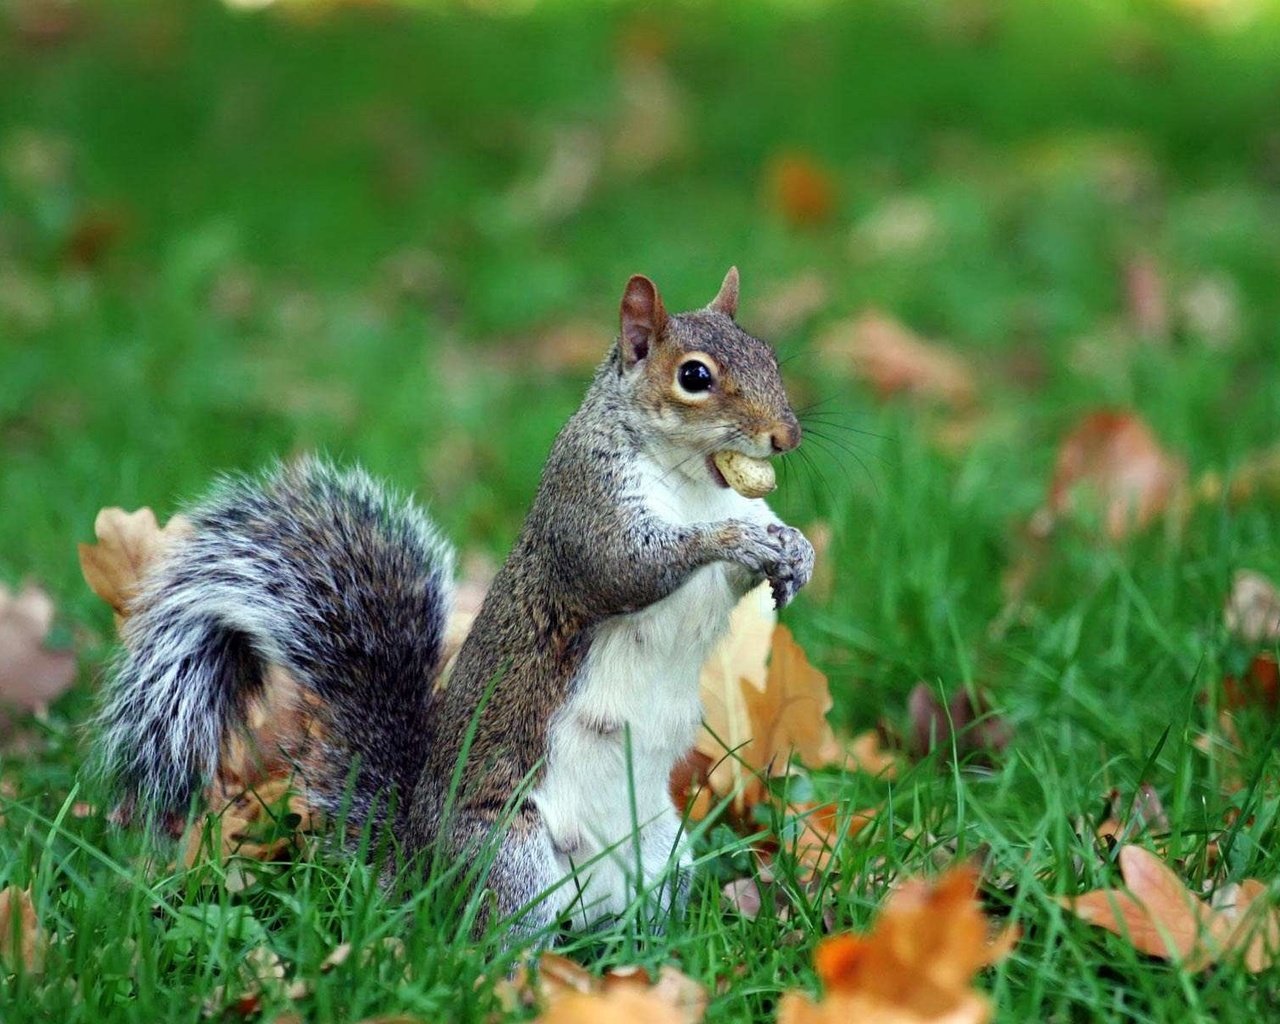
[{"x1": 1, "y1": 0, "x2": 1279, "y2": 1020}]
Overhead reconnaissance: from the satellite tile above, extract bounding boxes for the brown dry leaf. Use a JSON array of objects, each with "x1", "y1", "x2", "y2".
[
  {"x1": 1224, "y1": 570, "x2": 1280, "y2": 646},
  {"x1": 78, "y1": 506, "x2": 193, "y2": 623},
  {"x1": 765, "y1": 152, "x2": 837, "y2": 228},
  {"x1": 908, "y1": 685, "x2": 1011, "y2": 765},
  {"x1": 695, "y1": 582, "x2": 775, "y2": 802},
  {"x1": 183, "y1": 776, "x2": 316, "y2": 868},
  {"x1": 777, "y1": 866, "x2": 1015, "y2": 1024},
  {"x1": 815, "y1": 312, "x2": 976, "y2": 410},
  {"x1": 1222, "y1": 654, "x2": 1279, "y2": 715},
  {"x1": 1061, "y1": 844, "x2": 1279, "y2": 972},
  {"x1": 1042, "y1": 410, "x2": 1186, "y2": 541},
  {"x1": 502, "y1": 953, "x2": 704, "y2": 1024},
  {"x1": 835, "y1": 730, "x2": 899, "y2": 779},
  {"x1": 0, "y1": 886, "x2": 44, "y2": 973},
  {"x1": 0, "y1": 582, "x2": 77, "y2": 716},
  {"x1": 742, "y1": 626, "x2": 838, "y2": 782},
  {"x1": 787, "y1": 802, "x2": 878, "y2": 875},
  {"x1": 535, "y1": 988, "x2": 685, "y2": 1024}
]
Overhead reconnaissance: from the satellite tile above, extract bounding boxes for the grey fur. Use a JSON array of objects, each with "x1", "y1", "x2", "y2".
[{"x1": 93, "y1": 273, "x2": 812, "y2": 937}]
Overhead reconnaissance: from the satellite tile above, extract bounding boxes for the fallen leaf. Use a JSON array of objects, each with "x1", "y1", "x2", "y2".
[
  {"x1": 777, "y1": 866, "x2": 1014, "y2": 1024},
  {"x1": 78, "y1": 506, "x2": 193, "y2": 623},
  {"x1": 1061, "y1": 844, "x2": 1280, "y2": 972},
  {"x1": 502, "y1": 953, "x2": 704, "y2": 1024},
  {"x1": 741, "y1": 626, "x2": 838, "y2": 782},
  {"x1": 534, "y1": 988, "x2": 684, "y2": 1024},
  {"x1": 182, "y1": 775, "x2": 317, "y2": 868},
  {"x1": 765, "y1": 152, "x2": 837, "y2": 228},
  {"x1": 0, "y1": 886, "x2": 45, "y2": 973},
  {"x1": 908, "y1": 685, "x2": 1010, "y2": 764},
  {"x1": 1224, "y1": 570, "x2": 1280, "y2": 646},
  {"x1": 1222, "y1": 654, "x2": 1278, "y2": 715},
  {"x1": 815, "y1": 312, "x2": 976, "y2": 410},
  {"x1": 695, "y1": 582, "x2": 776, "y2": 803},
  {"x1": 786, "y1": 802, "x2": 877, "y2": 875},
  {"x1": 722, "y1": 877, "x2": 764, "y2": 918},
  {"x1": 0, "y1": 582, "x2": 77, "y2": 717},
  {"x1": 838, "y1": 729, "x2": 899, "y2": 779},
  {"x1": 1042, "y1": 410, "x2": 1186, "y2": 540}
]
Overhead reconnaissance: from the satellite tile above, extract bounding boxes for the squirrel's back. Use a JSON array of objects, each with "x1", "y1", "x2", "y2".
[{"x1": 96, "y1": 457, "x2": 454, "y2": 833}]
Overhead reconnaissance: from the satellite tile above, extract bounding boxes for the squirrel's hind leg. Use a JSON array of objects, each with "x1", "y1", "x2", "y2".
[{"x1": 445, "y1": 811, "x2": 564, "y2": 947}]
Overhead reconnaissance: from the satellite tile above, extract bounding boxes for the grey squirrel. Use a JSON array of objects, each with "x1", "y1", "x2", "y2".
[{"x1": 95, "y1": 268, "x2": 814, "y2": 940}]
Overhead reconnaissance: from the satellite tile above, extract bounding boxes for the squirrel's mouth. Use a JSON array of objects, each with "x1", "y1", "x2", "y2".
[{"x1": 706, "y1": 454, "x2": 731, "y2": 489}]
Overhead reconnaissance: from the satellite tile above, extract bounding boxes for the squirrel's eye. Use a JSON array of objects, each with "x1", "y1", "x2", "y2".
[{"x1": 677, "y1": 360, "x2": 714, "y2": 394}]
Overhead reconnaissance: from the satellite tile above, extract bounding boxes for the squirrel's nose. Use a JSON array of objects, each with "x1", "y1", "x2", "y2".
[{"x1": 770, "y1": 420, "x2": 801, "y2": 453}]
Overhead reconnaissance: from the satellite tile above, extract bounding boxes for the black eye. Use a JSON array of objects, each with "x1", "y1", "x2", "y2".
[{"x1": 677, "y1": 360, "x2": 714, "y2": 393}]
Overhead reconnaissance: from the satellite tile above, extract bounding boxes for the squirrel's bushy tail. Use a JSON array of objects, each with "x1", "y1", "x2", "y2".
[{"x1": 95, "y1": 456, "x2": 454, "y2": 832}]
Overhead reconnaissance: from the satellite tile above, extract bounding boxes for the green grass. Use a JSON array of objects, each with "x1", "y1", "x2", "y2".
[{"x1": 2, "y1": 0, "x2": 1280, "y2": 1020}]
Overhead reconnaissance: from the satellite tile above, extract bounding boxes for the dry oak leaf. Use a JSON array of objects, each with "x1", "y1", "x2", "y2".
[
  {"x1": 742, "y1": 625, "x2": 838, "y2": 782},
  {"x1": 1222, "y1": 653, "x2": 1278, "y2": 715},
  {"x1": 815, "y1": 312, "x2": 976, "y2": 410},
  {"x1": 0, "y1": 582, "x2": 76, "y2": 715},
  {"x1": 1042, "y1": 410, "x2": 1186, "y2": 541},
  {"x1": 535, "y1": 988, "x2": 685, "y2": 1024},
  {"x1": 182, "y1": 776, "x2": 317, "y2": 869},
  {"x1": 695, "y1": 582, "x2": 776, "y2": 804},
  {"x1": 78, "y1": 506, "x2": 192, "y2": 623},
  {"x1": 0, "y1": 885, "x2": 45, "y2": 974},
  {"x1": 787, "y1": 802, "x2": 878, "y2": 875},
  {"x1": 1224, "y1": 570, "x2": 1280, "y2": 646},
  {"x1": 777, "y1": 865, "x2": 1015, "y2": 1024},
  {"x1": 1060, "y1": 844, "x2": 1279, "y2": 972},
  {"x1": 503, "y1": 952, "x2": 705, "y2": 1024}
]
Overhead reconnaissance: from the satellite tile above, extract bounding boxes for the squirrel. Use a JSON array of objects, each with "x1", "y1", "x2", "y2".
[{"x1": 94, "y1": 267, "x2": 814, "y2": 941}]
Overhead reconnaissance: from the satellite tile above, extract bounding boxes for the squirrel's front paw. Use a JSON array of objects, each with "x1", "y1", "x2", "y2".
[
  {"x1": 763, "y1": 524, "x2": 814, "y2": 609},
  {"x1": 722, "y1": 521, "x2": 814, "y2": 608}
]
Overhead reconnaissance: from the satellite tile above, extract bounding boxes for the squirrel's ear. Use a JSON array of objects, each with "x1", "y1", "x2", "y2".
[
  {"x1": 619, "y1": 274, "x2": 668, "y2": 367},
  {"x1": 708, "y1": 266, "x2": 739, "y2": 320}
]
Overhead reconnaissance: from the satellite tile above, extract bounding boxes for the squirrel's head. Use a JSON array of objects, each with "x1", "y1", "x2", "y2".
[{"x1": 615, "y1": 268, "x2": 801, "y2": 470}]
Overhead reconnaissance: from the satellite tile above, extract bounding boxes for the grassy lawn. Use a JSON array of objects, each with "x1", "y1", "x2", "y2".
[{"x1": 2, "y1": 0, "x2": 1280, "y2": 1020}]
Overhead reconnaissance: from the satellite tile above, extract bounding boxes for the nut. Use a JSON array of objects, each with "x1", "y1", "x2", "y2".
[{"x1": 713, "y1": 450, "x2": 776, "y2": 499}]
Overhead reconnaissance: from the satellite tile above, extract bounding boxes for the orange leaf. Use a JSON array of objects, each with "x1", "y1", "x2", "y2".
[
  {"x1": 0, "y1": 886, "x2": 44, "y2": 973},
  {"x1": 1061, "y1": 845, "x2": 1232, "y2": 968},
  {"x1": 534, "y1": 988, "x2": 684, "y2": 1024},
  {"x1": 765, "y1": 152, "x2": 837, "y2": 228},
  {"x1": 779, "y1": 866, "x2": 1013, "y2": 1024},
  {"x1": 0, "y1": 582, "x2": 76, "y2": 717},
  {"x1": 815, "y1": 312, "x2": 975, "y2": 410},
  {"x1": 742, "y1": 625, "x2": 838, "y2": 780},
  {"x1": 502, "y1": 953, "x2": 705, "y2": 1024},
  {"x1": 78, "y1": 506, "x2": 192, "y2": 623},
  {"x1": 695, "y1": 583, "x2": 775, "y2": 804},
  {"x1": 1043, "y1": 411, "x2": 1185, "y2": 540}
]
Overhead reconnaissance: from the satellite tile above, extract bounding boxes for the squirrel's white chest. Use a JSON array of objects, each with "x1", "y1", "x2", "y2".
[{"x1": 531, "y1": 462, "x2": 763, "y2": 926}]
